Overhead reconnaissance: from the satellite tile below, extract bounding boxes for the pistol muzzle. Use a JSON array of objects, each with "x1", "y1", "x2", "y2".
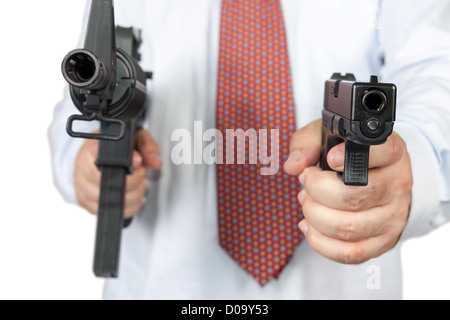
[{"x1": 362, "y1": 89, "x2": 387, "y2": 113}]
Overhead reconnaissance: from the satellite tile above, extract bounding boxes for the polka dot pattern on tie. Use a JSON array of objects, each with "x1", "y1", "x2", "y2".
[{"x1": 216, "y1": 0, "x2": 303, "y2": 286}]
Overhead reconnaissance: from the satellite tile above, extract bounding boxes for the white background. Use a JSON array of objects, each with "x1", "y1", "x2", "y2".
[{"x1": 0, "y1": 0, "x2": 449, "y2": 300}]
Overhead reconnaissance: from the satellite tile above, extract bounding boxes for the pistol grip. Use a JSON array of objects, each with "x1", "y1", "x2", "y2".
[
  {"x1": 343, "y1": 141, "x2": 370, "y2": 186},
  {"x1": 320, "y1": 130, "x2": 370, "y2": 186}
]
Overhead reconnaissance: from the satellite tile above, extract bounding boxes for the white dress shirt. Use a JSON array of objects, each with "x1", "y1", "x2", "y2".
[{"x1": 49, "y1": 0, "x2": 450, "y2": 299}]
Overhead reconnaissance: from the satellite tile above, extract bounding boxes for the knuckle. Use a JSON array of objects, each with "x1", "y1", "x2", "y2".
[
  {"x1": 336, "y1": 220, "x2": 357, "y2": 241},
  {"x1": 75, "y1": 150, "x2": 99, "y2": 177},
  {"x1": 87, "y1": 206, "x2": 98, "y2": 215},
  {"x1": 298, "y1": 194, "x2": 313, "y2": 219},
  {"x1": 74, "y1": 152, "x2": 85, "y2": 172},
  {"x1": 138, "y1": 131, "x2": 159, "y2": 152},
  {"x1": 389, "y1": 134, "x2": 403, "y2": 159},
  {"x1": 74, "y1": 178, "x2": 87, "y2": 204},
  {"x1": 124, "y1": 202, "x2": 143, "y2": 219},
  {"x1": 343, "y1": 187, "x2": 368, "y2": 211},
  {"x1": 124, "y1": 209, "x2": 135, "y2": 219},
  {"x1": 386, "y1": 133, "x2": 407, "y2": 165},
  {"x1": 77, "y1": 195, "x2": 97, "y2": 215},
  {"x1": 339, "y1": 245, "x2": 367, "y2": 265},
  {"x1": 88, "y1": 164, "x2": 100, "y2": 179},
  {"x1": 398, "y1": 170, "x2": 414, "y2": 192},
  {"x1": 74, "y1": 172, "x2": 82, "y2": 190},
  {"x1": 75, "y1": 192, "x2": 84, "y2": 207},
  {"x1": 303, "y1": 167, "x2": 319, "y2": 187},
  {"x1": 342, "y1": 181, "x2": 385, "y2": 211},
  {"x1": 135, "y1": 182, "x2": 149, "y2": 198},
  {"x1": 74, "y1": 176, "x2": 100, "y2": 214}
]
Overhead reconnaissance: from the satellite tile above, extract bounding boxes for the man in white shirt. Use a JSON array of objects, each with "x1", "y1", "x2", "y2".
[{"x1": 50, "y1": 0, "x2": 450, "y2": 299}]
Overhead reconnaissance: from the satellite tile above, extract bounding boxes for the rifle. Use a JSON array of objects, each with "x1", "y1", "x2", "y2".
[
  {"x1": 320, "y1": 73, "x2": 396, "y2": 186},
  {"x1": 61, "y1": 0, "x2": 151, "y2": 277}
]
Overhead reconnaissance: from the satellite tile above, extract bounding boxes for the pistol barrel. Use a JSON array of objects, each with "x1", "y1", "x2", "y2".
[{"x1": 362, "y1": 89, "x2": 387, "y2": 113}]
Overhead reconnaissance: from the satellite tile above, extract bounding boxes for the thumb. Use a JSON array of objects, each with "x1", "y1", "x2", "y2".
[
  {"x1": 283, "y1": 119, "x2": 322, "y2": 176},
  {"x1": 136, "y1": 129, "x2": 163, "y2": 169}
]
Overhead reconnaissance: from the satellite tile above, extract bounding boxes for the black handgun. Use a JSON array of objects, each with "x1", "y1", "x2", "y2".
[
  {"x1": 320, "y1": 73, "x2": 396, "y2": 186},
  {"x1": 61, "y1": 0, "x2": 151, "y2": 277}
]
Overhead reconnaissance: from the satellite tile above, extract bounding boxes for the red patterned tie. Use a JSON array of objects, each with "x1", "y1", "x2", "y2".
[{"x1": 216, "y1": 0, "x2": 302, "y2": 286}]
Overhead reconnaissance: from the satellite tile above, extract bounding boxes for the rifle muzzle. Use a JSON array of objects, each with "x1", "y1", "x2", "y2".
[{"x1": 62, "y1": 49, "x2": 110, "y2": 91}]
